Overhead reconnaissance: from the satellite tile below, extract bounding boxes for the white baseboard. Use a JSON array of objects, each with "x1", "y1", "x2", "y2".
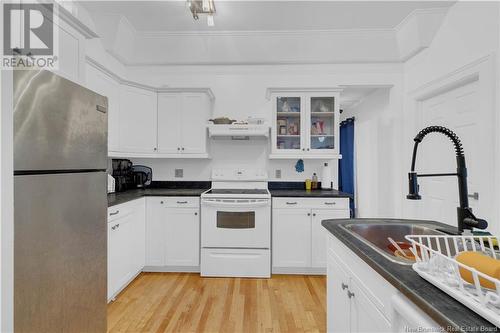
[
  {"x1": 142, "y1": 265, "x2": 200, "y2": 273},
  {"x1": 272, "y1": 267, "x2": 326, "y2": 275}
]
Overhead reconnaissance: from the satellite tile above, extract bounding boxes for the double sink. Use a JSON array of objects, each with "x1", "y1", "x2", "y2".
[{"x1": 341, "y1": 221, "x2": 447, "y2": 265}]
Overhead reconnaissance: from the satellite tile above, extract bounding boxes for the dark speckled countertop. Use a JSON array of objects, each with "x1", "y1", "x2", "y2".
[
  {"x1": 268, "y1": 181, "x2": 352, "y2": 198},
  {"x1": 108, "y1": 181, "x2": 210, "y2": 207},
  {"x1": 109, "y1": 181, "x2": 352, "y2": 207},
  {"x1": 322, "y1": 218, "x2": 497, "y2": 331}
]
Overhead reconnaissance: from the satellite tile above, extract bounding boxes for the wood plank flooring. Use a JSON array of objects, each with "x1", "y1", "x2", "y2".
[{"x1": 108, "y1": 272, "x2": 326, "y2": 333}]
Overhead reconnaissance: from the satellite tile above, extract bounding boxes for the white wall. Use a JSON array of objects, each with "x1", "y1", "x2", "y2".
[
  {"x1": 401, "y1": 2, "x2": 500, "y2": 235},
  {"x1": 124, "y1": 63, "x2": 402, "y2": 184},
  {"x1": 341, "y1": 88, "x2": 402, "y2": 218}
]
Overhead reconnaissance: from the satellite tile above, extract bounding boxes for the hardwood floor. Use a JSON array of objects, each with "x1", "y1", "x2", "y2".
[{"x1": 108, "y1": 272, "x2": 326, "y2": 333}]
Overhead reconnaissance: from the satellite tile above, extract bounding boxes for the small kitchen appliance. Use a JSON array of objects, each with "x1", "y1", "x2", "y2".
[
  {"x1": 132, "y1": 165, "x2": 152, "y2": 188},
  {"x1": 111, "y1": 158, "x2": 135, "y2": 192},
  {"x1": 201, "y1": 169, "x2": 271, "y2": 278}
]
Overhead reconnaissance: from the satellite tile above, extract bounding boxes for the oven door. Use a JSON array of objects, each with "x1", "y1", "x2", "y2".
[{"x1": 201, "y1": 198, "x2": 271, "y2": 248}]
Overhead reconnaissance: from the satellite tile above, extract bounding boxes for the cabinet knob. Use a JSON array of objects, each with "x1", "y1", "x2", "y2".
[
  {"x1": 307, "y1": 148, "x2": 310, "y2": 151},
  {"x1": 195, "y1": 212, "x2": 198, "y2": 216},
  {"x1": 181, "y1": 147, "x2": 185, "y2": 151},
  {"x1": 302, "y1": 148, "x2": 305, "y2": 151},
  {"x1": 154, "y1": 147, "x2": 157, "y2": 151},
  {"x1": 313, "y1": 213, "x2": 316, "y2": 217},
  {"x1": 177, "y1": 147, "x2": 181, "y2": 151},
  {"x1": 347, "y1": 291, "x2": 355, "y2": 299},
  {"x1": 307, "y1": 213, "x2": 311, "y2": 216},
  {"x1": 341, "y1": 282, "x2": 348, "y2": 290},
  {"x1": 160, "y1": 201, "x2": 164, "y2": 204}
]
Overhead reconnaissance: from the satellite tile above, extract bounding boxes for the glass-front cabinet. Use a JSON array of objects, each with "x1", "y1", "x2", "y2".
[{"x1": 269, "y1": 88, "x2": 341, "y2": 158}]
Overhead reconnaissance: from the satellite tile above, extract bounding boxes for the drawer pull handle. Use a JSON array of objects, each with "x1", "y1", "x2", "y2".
[
  {"x1": 324, "y1": 202, "x2": 336, "y2": 205},
  {"x1": 286, "y1": 202, "x2": 297, "y2": 205},
  {"x1": 341, "y1": 282, "x2": 348, "y2": 290},
  {"x1": 177, "y1": 201, "x2": 188, "y2": 204},
  {"x1": 347, "y1": 291, "x2": 355, "y2": 298},
  {"x1": 110, "y1": 210, "x2": 119, "y2": 216}
]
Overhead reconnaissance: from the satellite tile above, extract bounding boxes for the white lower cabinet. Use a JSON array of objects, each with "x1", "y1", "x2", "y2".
[
  {"x1": 107, "y1": 198, "x2": 145, "y2": 302},
  {"x1": 272, "y1": 197, "x2": 350, "y2": 274},
  {"x1": 145, "y1": 197, "x2": 200, "y2": 271},
  {"x1": 327, "y1": 233, "x2": 439, "y2": 333}
]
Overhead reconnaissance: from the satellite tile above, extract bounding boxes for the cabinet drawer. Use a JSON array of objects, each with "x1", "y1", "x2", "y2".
[
  {"x1": 147, "y1": 196, "x2": 199, "y2": 208},
  {"x1": 273, "y1": 197, "x2": 349, "y2": 210},
  {"x1": 108, "y1": 198, "x2": 145, "y2": 222},
  {"x1": 108, "y1": 205, "x2": 133, "y2": 222}
]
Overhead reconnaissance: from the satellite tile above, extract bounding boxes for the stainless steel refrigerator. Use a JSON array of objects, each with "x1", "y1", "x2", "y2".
[{"x1": 13, "y1": 69, "x2": 108, "y2": 332}]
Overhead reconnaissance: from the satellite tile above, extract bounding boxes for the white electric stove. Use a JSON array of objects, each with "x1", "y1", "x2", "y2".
[{"x1": 200, "y1": 169, "x2": 271, "y2": 278}]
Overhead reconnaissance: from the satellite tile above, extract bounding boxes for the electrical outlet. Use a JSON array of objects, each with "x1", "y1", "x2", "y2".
[
  {"x1": 175, "y1": 169, "x2": 183, "y2": 178},
  {"x1": 275, "y1": 169, "x2": 282, "y2": 179}
]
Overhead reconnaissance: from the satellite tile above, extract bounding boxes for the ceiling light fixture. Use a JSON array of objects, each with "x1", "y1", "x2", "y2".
[{"x1": 188, "y1": 0, "x2": 216, "y2": 26}]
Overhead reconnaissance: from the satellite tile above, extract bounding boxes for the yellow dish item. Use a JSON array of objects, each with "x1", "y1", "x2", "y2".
[
  {"x1": 305, "y1": 179, "x2": 312, "y2": 191},
  {"x1": 456, "y1": 251, "x2": 500, "y2": 290}
]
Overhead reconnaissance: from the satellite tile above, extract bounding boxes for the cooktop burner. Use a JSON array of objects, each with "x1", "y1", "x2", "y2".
[{"x1": 205, "y1": 189, "x2": 269, "y2": 195}]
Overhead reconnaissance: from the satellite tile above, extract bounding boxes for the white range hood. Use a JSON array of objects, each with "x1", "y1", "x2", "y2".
[{"x1": 207, "y1": 124, "x2": 270, "y2": 139}]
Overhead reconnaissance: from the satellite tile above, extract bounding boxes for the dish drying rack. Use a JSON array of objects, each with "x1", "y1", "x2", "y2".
[{"x1": 405, "y1": 234, "x2": 500, "y2": 327}]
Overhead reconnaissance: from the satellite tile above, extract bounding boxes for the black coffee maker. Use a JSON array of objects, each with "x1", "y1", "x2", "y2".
[{"x1": 111, "y1": 159, "x2": 135, "y2": 192}]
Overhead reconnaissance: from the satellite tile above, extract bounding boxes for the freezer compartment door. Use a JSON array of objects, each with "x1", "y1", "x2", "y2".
[
  {"x1": 14, "y1": 172, "x2": 107, "y2": 333},
  {"x1": 14, "y1": 69, "x2": 108, "y2": 171}
]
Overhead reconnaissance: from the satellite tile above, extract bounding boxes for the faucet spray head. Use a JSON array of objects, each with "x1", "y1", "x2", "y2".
[{"x1": 407, "y1": 172, "x2": 421, "y2": 200}]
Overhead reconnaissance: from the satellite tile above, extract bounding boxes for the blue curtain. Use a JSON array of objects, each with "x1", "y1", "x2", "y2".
[{"x1": 339, "y1": 117, "x2": 355, "y2": 217}]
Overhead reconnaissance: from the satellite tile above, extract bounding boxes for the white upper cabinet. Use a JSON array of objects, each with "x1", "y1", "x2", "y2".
[
  {"x1": 118, "y1": 85, "x2": 158, "y2": 154},
  {"x1": 85, "y1": 58, "x2": 213, "y2": 158},
  {"x1": 267, "y1": 88, "x2": 342, "y2": 159},
  {"x1": 157, "y1": 94, "x2": 182, "y2": 154},
  {"x1": 85, "y1": 65, "x2": 120, "y2": 152},
  {"x1": 180, "y1": 93, "x2": 210, "y2": 155},
  {"x1": 157, "y1": 92, "x2": 211, "y2": 157}
]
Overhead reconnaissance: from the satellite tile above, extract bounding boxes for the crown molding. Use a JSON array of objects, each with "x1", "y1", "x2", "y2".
[
  {"x1": 86, "y1": 56, "x2": 215, "y2": 100},
  {"x1": 55, "y1": 3, "x2": 99, "y2": 39},
  {"x1": 394, "y1": 7, "x2": 450, "y2": 33}
]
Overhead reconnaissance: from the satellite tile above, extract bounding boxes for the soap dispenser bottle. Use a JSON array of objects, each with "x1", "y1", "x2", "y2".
[
  {"x1": 321, "y1": 162, "x2": 332, "y2": 190},
  {"x1": 311, "y1": 173, "x2": 318, "y2": 190}
]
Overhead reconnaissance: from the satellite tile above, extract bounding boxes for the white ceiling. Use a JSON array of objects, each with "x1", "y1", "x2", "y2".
[
  {"x1": 81, "y1": 1, "x2": 453, "y2": 32},
  {"x1": 80, "y1": 1, "x2": 452, "y2": 65}
]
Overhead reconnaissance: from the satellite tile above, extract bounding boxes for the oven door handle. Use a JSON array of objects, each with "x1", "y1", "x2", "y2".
[{"x1": 201, "y1": 200, "x2": 270, "y2": 208}]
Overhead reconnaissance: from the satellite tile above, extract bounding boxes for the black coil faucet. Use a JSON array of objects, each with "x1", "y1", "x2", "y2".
[{"x1": 407, "y1": 126, "x2": 487, "y2": 233}]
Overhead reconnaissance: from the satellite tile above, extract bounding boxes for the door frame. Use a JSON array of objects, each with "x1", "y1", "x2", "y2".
[{"x1": 408, "y1": 54, "x2": 498, "y2": 235}]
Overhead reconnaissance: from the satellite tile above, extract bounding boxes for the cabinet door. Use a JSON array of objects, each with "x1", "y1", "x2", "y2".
[
  {"x1": 307, "y1": 95, "x2": 337, "y2": 152},
  {"x1": 180, "y1": 93, "x2": 208, "y2": 154},
  {"x1": 327, "y1": 252, "x2": 351, "y2": 333},
  {"x1": 108, "y1": 213, "x2": 134, "y2": 299},
  {"x1": 165, "y1": 207, "x2": 200, "y2": 266},
  {"x1": 131, "y1": 201, "x2": 146, "y2": 273},
  {"x1": 107, "y1": 221, "x2": 120, "y2": 300},
  {"x1": 157, "y1": 93, "x2": 182, "y2": 154},
  {"x1": 118, "y1": 85, "x2": 157, "y2": 153},
  {"x1": 312, "y1": 209, "x2": 350, "y2": 268},
  {"x1": 273, "y1": 96, "x2": 305, "y2": 153},
  {"x1": 146, "y1": 199, "x2": 166, "y2": 266},
  {"x1": 350, "y1": 279, "x2": 391, "y2": 333},
  {"x1": 85, "y1": 65, "x2": 120, "y2": 152},
  {"x1": 272, "y1": 208, "x2": 311, "y2": 267}
]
